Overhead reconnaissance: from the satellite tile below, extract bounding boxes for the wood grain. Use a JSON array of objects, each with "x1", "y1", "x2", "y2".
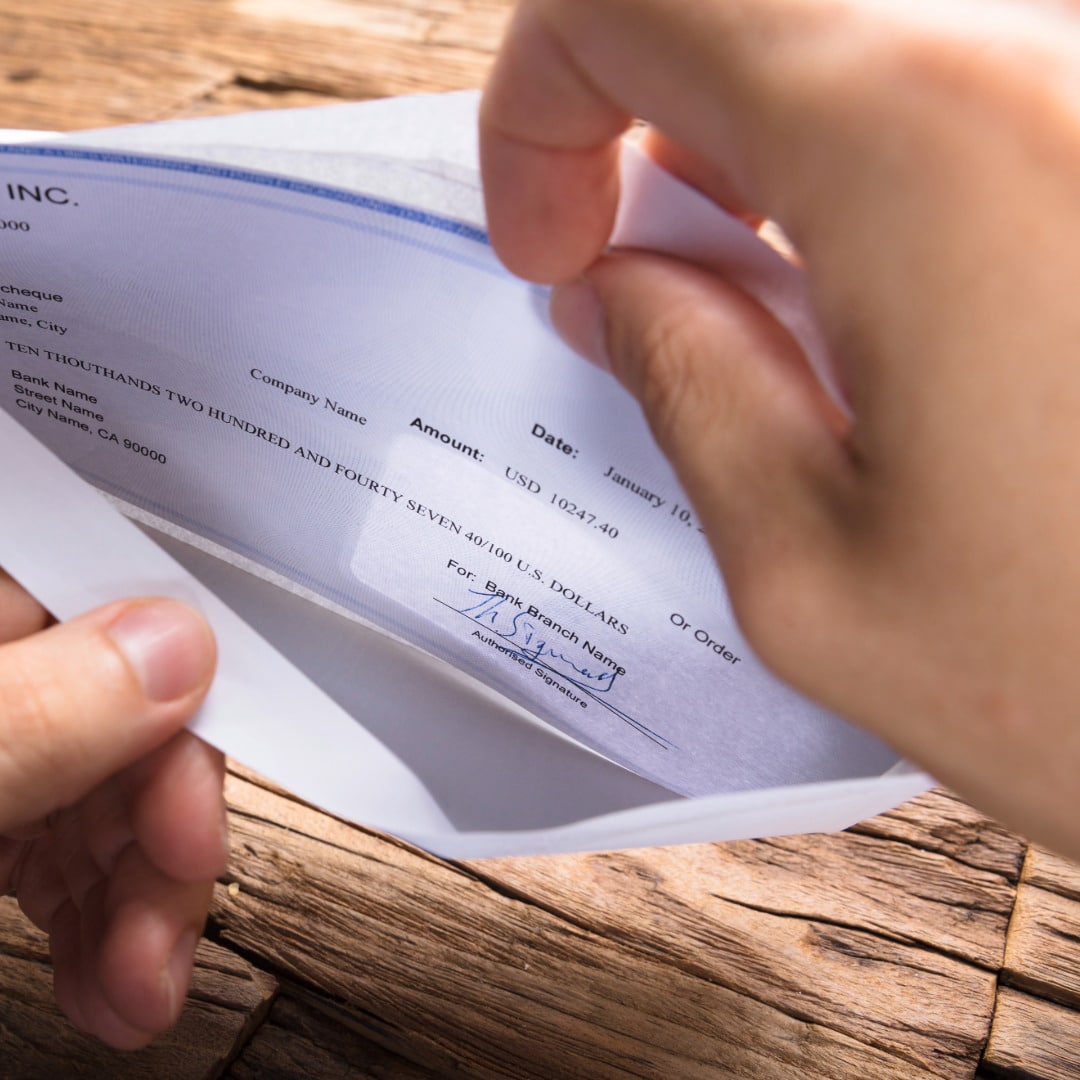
[
  {"x1": 982, "y1": 987, "x2": 1080, "y2": 1080},
  {"x1": 977, "y1": 846, "x2": 1080, "y2": 1078},
  {"x1": 0, "y1": 0, "x2": 511, "y2": 131},
  {"x1": 3, "y1": 1, "x2": 1080, "y2": 1077},
  {"x1": 850, "y1": 787, "x2": 1025, "y2": 881},
  {"x1": 223, "y1": 989, "x2": 441, "y2": 1080},
  {"x1": 1003, "y1": 884, "x2": 1080, "y2": 1010},
  {"x1": 211, "y1": 771, "x2": 1002, "y2": 1080},
  {"x1": 998, "y1": 846, "x2": 1080, "y2": 1012},
  {"x1": 1022, "y1": 844, "x2": 1080, "y2": 901}
]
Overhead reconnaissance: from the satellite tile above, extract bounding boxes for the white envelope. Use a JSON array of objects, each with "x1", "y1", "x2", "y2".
[{"x1": 0, "y1": 92, "x2": 931, "y2": 857}]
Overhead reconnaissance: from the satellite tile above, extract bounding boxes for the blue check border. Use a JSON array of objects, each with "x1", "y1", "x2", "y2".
[{"x1": 0, "y1": 143, "x2": 489, "y2": 244}]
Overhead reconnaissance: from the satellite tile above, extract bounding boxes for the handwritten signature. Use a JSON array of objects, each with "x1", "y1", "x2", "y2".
[
  {"x1": 433, "y1": 587, "x2": 675, "y2": 749},
  {"x1": 455, "y1": 589, "x2": 619, "y2": 693}
]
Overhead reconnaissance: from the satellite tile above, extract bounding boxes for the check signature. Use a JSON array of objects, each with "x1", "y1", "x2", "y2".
[
  {"x1": 454, "y1": 589, "x2": 618, "y2": 692},
  {"x1": 436, "y1": 587, "x2": 675, "y2": 750}
]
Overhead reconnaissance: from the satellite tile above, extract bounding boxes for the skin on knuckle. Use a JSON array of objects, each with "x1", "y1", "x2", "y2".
[
  {"x1": 727, "y1": 549, "x2": 801, "y2": 659},
  {"x1": 766, "y1": 14, "x2": 1052, "y2": 212},
  {"x1": 724, "y1": 545, "x2": 843, "y2": 697},
  {"x1": 0, "y1": 631, "x2": 136, "y2": 801},
  {"x1": 612, "y1": 293, "x2": 712, "y2": 461},
  {"x1": 0, "y1": 652, "x2": 67, "y2": 744},
  {"x1": 858, "y1": 11, "x2": 1074, "y2": 143},
  {"x1": 538, "y1": 0, "x2": 614, "y2": 35},
  {"x1": 0, "y1": 657, "x2": 74, "y2": 800}
]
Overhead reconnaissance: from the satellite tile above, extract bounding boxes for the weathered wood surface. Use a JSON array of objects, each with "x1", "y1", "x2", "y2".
[
  {"x1": 983, "y1": 988, "x2": 1080, "y2": 1080},
  {"x1": 2, "y1": 1, "x2": 1080, "y2": 1078},
  {"x1": 211, "y1": 771, "x2": 1000, "y2": 1080},
  {"x1": 223, "y1": 989, "x2": 441, "y2": 1080},
  {"x1": 979, "y1": 846, "x2": 1080, "y2": 1078},
  {"x1": 1004, "y1": 883, "x2": 1080, "y2": 1011},
  {"x1": 0, "y1": 0, "x2": 511, "y2": 131}
]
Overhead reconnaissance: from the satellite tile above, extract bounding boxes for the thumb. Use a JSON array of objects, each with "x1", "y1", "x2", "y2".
[
  {"x1": 0, "y1": 597, "x2": 216, "y2": 831},
  {"x1": 550, "y1": 252, "x2": 857, "y2": 684}
]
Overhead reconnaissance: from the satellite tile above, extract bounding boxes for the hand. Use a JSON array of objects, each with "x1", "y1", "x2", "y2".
[
  {"x1": 481, "y1": 0, "x2": 1080, "y2": 857},
  {"x1": 0, "y1": 571, "x2": 224, "y2": 1048}
]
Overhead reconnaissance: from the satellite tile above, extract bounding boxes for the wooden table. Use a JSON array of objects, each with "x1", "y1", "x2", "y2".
[{"x1": 2, "y1": 3, "x2": 1079, "y2": 1077}]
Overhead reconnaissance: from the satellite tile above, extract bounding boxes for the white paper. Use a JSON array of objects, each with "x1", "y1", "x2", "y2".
[{"x1": 0, "y1": 94, "x2": 932, "y2": 855}]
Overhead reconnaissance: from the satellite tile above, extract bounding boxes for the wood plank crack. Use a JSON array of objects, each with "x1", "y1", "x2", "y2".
[
  {"x1": 209, "y1": 773, "x2": 1001, "y2": 1079},
  {"x1": 230, "y1": 73, "x2": 353, "y2": 98}
]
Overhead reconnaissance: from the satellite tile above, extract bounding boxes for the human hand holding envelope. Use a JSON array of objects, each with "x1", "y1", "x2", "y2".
[{"x1": 0, "y1": 91, "x2": 929, "y2": 861}]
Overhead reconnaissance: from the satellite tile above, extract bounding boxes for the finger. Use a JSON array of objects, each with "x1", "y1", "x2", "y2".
[
  {"x1": 51, "y1": 811, "x2": 105, "y2": 914},
  {"x1": 9, "y1": 782, "x2": 134, "y2": 924},
  {"x1": 481, "y1": 0, "x2": 1080, "y2": 284},
  {"x1": 550, "y1": 252, "x2": 857, "y2": 685},
  {"x1": 636, "y1": 128, "x2": 764, "y2": 228},
  {"x1": 0, "y1": 837, "x2": 19, "y2": 891},
  {"x1": 480, "y1": 0, "x2": 848, "y2": 281},
  {"x1": 48, "y1": 783, "x2": 135, "y2": 912},
  {"x1": 75, "y1": 879, "x2": 157, "y2": 1049},
  {"x1": 0, "y1": 597, "x2": 216, "y2": 831},
  {"x1": 48, "y1": 883, "x2": 156, "y2": 1049},
  {"x1": 11, "y1": 832, "x2": 69, "y2": 932},
  {"x1": 128, "y1": 732, "x2": 228, "y2": 883},
  {"x1": 480, "y1": 0, "x2": 630, "y2": 282},
  {"x1": 0, "y1": 570, "x2": 50, "y2": 643},
  {"x1": 49, "y1": 899, "x2": 91, "y2": 1035},
  {"x1": 68, "y1": 780, "x2": 134, "y2": 881},
  {"x1": 99, "y1": 843, "x2": 211, "y2": 1036}
]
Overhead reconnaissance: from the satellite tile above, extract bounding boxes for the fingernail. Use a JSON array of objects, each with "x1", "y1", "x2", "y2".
[
  {"x1": 107, "y1": 600, "x2": 215, "y2": 702},
  {"x1": 550, "y1": 277, "x2": 610, "y2": 371},
  {"x1": 162, "y1": 928, "x2": 199, "y2": 1021}
]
